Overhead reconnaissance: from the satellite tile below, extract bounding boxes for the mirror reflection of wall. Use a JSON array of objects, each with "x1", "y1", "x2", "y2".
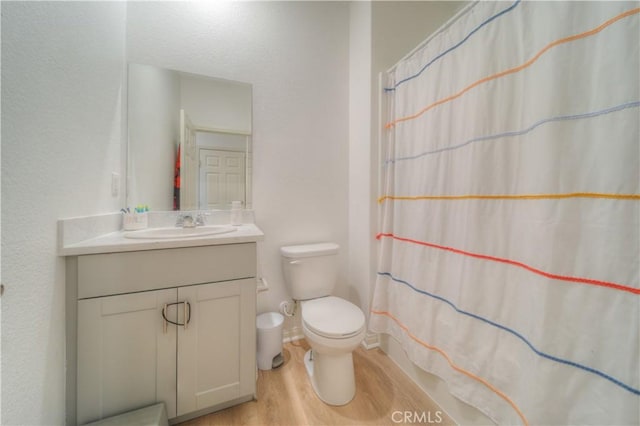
[{"x1": 127, "y1": 63, "x2": 252, "y2": 211}]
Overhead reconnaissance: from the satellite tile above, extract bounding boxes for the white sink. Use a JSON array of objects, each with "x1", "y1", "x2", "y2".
[{"x1": 124, "y1": 225, "x2": 237, "y2": 240}]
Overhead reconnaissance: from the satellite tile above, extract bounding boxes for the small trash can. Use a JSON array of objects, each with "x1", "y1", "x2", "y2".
[{"x1": 256, "y1": 312, "x2": 284, "y2": 370}]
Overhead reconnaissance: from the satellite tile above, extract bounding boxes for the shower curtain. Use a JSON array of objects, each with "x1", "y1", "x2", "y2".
[{"x1": 370, "y1": 1, "x2": 639, "y2": 424}]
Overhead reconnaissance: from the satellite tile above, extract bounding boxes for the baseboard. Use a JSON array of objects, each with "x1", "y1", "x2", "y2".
[{"x1": 361, "y1": 331, "x2": 380, "y2": 350}]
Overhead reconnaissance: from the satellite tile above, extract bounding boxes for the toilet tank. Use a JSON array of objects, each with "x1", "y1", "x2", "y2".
[{"x1": 281, "y1": 243, "x2": 339, "y2": 301}]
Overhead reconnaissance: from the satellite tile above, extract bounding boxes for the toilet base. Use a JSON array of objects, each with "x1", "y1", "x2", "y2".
[{"x1": 304, "y1": 349, "x2": 356, "y2": 406}]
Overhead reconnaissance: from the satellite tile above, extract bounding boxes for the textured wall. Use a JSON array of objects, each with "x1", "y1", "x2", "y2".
[
  {"x1": 1, "y1": 2, "x2": 127, "y2": 424},
  {"x1": 348, "y1": 2, "x2": 373, "y2": 321},
  {"x1": 126, "y1": 1, "x2": 351, "y2": 320}
]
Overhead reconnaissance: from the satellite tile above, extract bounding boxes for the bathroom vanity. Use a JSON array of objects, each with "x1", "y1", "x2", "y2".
[{"x1": 60, "y1": 217, "x2": 263, "y2": 425}]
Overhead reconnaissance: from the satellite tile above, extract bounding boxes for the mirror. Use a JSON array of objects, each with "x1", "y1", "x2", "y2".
[{"x1": 127, "y1": 63, "x2": 252, "y2": 211}]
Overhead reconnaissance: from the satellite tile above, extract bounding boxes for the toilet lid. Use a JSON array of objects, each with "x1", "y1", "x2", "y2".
[{"x1": 302, "y1": 296, "x2": 365, "y2": 339}]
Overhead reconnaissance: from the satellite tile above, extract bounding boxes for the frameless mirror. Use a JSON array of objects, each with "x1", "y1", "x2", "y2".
[{"x1": 127, "y1": 63, "x2": 252, "y2": 211}]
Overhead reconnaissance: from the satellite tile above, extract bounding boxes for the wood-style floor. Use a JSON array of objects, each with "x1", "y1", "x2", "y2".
[{"x1": 180, "y1": 339, "x2": 454, "y2": 426}]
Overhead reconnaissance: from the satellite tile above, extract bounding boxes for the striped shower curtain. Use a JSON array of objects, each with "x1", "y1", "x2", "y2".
[{"x1": 370, "y1": 1, "x2": 639, "y2": 424}]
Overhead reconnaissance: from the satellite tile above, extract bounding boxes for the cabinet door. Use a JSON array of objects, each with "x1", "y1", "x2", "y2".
[
  {"x1": 77, "y1": 289, "x2": 177, "y2": 424},
  {"x1": 177, "y1": 279, "x2": 256, "y2": 416}
]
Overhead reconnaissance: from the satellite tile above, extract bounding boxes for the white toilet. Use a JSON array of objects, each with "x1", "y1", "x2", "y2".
[{"x1": 281, "y1": 242, "x2": 366, "y2": 406}]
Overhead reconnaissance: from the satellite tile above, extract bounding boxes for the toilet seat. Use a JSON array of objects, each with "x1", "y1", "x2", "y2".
[{"x1": 302, "y1": 296, "x2": 365, "y2": 339}]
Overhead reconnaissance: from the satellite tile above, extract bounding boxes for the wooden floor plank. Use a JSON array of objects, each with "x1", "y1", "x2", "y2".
[{"x1": 179, "y1": 339, "x2": 454, "y2": 425}]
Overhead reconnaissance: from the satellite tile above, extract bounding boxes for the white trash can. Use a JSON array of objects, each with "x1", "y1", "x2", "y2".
[{"x1": 256, "y1": 312, "x2": 284, "y2": 370}]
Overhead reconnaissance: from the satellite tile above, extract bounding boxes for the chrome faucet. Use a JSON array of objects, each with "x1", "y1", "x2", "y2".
[{"x1": 176, "y1": 212, "x2": 206, "y2": 228}]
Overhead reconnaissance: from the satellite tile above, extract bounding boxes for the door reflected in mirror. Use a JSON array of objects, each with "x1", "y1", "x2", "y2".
[{"x1": 127, "y1": 63, "x2": 252, "y2": 211}]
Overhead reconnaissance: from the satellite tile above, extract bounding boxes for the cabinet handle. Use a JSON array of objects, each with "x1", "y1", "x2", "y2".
[
  {"x1": 161, "y1": 302, "x2": 191, "y2": 328},
  {"x1": 184, "y1": 301, "x2": 191, "y2": 330}
]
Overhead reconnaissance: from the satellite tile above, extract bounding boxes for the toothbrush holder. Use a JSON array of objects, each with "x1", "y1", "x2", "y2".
[{"x1": 122, "y1": 212, "x2": 148, "y2": 231}]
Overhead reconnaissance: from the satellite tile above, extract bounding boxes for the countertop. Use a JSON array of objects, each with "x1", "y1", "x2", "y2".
[{"x1": 59, "y1": 223, "x2": 264, "y2": 256}]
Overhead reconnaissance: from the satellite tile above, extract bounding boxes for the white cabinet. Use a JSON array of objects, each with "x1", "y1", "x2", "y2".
[
  {"x1": 69, "y1": 243, "x2": 257, "y2": 425},
  {"x1": 77, "y1": 289, "x2": 177, "y2": 423},
  {"x1": 177, "y1": 281, "x2": 255, "y2": 416}
]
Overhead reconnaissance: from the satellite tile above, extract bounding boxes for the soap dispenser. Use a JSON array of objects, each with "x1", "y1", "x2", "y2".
[{"x1": 230, "y1": 201, "x2": 243, "y2": 226}]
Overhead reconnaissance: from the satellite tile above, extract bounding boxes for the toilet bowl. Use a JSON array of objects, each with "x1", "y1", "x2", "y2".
[
  {"x1": 301, "y1": 296, "x2": 366, "y2": 405},
  {"x1": 281, "y1": 243, "x2": 366, "y2": 406}
]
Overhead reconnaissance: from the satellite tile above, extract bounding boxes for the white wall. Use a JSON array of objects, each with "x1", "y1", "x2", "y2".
[
  {"x1": 348, "y1": 2, "x2": 373, "y2": 323},
  {"x1": 1, "y1": 2, "x2": 127, "y2": 424},
  {"x1": 126, "y1": 1, "x2": 351, "y2": 326}
]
